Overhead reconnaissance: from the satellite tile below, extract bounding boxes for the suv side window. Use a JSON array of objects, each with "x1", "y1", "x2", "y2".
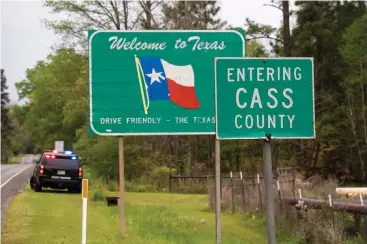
[{"x1": 39, "y1": 154, "x2": 45, "y2": 165}]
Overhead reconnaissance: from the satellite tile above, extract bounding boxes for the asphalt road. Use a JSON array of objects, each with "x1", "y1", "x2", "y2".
[{"x1": 1, "y1": 154, "x2": 35, "y2": 229}]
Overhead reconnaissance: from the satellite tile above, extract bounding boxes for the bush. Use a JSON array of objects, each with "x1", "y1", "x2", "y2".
[
  {"x1": 125, "y1": 180, "x2": 157, "y2": 192},
  {"x1": 106, "y1": 181, "x2": 118, "y2": 192},
  {"x1": 92, "y1": 190, "x2": 105, "y2": 202},
  {"x1": 151, "y1": 166, "x2": 176, "y2": 190}
]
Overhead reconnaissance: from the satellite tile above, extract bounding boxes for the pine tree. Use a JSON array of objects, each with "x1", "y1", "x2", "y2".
[
  {"x1": 290, "y1": 1, "x2": 367, "y2": 180},
  {"x1": 1, "y1": 69, "x2": 12, "y2": 163},
  {"x1": 162, "y1": 1, "x2": 226, "y2": 30}
]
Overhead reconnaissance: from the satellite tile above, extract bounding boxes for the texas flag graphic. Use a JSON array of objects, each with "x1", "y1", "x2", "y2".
[{"x1": 135, "y1": 55, "x2": 200, "y2": 114}]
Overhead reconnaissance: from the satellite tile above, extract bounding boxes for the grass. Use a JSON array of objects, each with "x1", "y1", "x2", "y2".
[{"x1": 2, "y1": 185, "x2": 299, "y2": 244}]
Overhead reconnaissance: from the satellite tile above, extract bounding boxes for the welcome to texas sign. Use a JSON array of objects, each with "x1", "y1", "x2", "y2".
[{"x1": 88, "y1": 30, "x2": 245, "y2": 136}]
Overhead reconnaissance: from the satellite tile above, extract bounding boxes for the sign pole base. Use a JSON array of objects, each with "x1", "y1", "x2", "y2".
[
  {"x1": 119, "y1": 137, "x2": 125, "y2": 237},
  {"x1": 263, "y1": 134, "x2": 276, "y2": 244},
  {"x1": 215, "y1": 139, "x2": 222, "y2": 244}
]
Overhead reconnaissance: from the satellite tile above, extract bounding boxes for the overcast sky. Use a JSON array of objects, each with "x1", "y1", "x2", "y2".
[{"x1": 1, "y1": 0, "x2": 290, "y2": 104}]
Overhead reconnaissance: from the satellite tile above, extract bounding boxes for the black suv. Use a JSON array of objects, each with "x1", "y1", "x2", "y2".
[{"x1": 30, "y1": 150, "x2": 83, "y2": 193}]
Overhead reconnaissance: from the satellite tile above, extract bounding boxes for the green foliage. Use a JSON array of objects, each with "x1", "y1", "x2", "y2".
[
  {"x1": 8, "y1": 105, "x2": 33, "y2": 154},
  {"x1": 1, "y1": 69, "x2": 12, "y2": 163},
  {"x1": 162, "y1": 1, "x2": 226, "y2": 30},
  {"x1": 125, "y1": 181, "x2": 158, "y2": 193},
  {"x1": 151, "y1": 166, "x2": 176, "y2": 190},
  {"x1": 92, "y1": 189, "x2": 105, "y2": 202},
  {"x1": 14, "y1": 48, "x2": 87, "y2": 152},
  {"x1": 246, "y1": 40, "x2": 268, "y2": 57},
  {"x1": 8, "y1": 154, "x2": 24, "y2": 164},
  {"x1": 171, "y1": 183, "x2": 208, "y2": 194}
]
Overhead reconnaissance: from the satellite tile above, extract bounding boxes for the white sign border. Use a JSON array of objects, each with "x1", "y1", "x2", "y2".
[
  {"x1": 89, "y1": 30, "x2": 246, "y2": 136},
  {"x1": 214, "y1": 57, "x2": 315, "y2": 140}
]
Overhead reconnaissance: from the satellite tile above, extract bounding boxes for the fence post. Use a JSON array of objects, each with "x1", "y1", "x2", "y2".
[
  {"x1": 230, "y1": 172, "x2": 235, "y2": 213},
  {"x1": 277, "y1": 180, "x2": 282, "y2": 215},
  {"x1": 169, "y1": 174, "x2": 172, "y2": 193},
  {"x1": 329, "y1": 194, "x2": 336, "y2": 225},
  {"x1": 240, "y1": 172, "x2": 245, "y2": 210},
  {"x1": 257, "y1": 174, "x2": 263, "y2": 212}
]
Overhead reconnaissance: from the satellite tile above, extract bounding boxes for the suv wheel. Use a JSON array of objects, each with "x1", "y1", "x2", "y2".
[
  {"x1": 30, "y1": 176, "x2": 35, "y2": 190},
  {"x1": 34, "y1": 182, "x2": 42, "y2": 192}
]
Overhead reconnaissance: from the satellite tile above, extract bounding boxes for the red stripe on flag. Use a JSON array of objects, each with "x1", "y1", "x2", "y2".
[{"x1": 167, "y1": 78, "x2": 200, "y2": 109}]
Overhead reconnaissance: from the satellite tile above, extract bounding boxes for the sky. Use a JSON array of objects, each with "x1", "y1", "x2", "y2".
[{"x1": 0, "y1": 0, "x2": 290, "y2": 104}]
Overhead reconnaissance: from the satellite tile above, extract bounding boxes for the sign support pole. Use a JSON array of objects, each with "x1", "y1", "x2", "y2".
[
  {"x1": 263, "y1": 133, "x2": 276, "y2": 244},
  {"x1": 118, "y1": 137, "x2": 125, "y2": 237},
  {"x1": 215, "y1": 139, "x2": 222, "y2": 244}
]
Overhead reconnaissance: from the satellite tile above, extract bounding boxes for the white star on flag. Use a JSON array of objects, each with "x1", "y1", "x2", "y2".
[{"x1": 146, "y1": 68, "x2": 165, "y2": 85}]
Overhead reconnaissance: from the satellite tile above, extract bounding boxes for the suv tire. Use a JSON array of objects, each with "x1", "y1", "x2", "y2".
[{"x1": 34, "y1": 182, "x2": 42, "y2": 192}]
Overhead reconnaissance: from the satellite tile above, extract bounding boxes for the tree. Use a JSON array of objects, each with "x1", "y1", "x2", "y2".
[
  {"x1": 15, "y1": 49, "x2": 88, "y2": 151},
  {"x1": 340, "y1": 13, "x2": 367, "y2": 180},
  {"x1": 162, "y1": 1, "x2": 226, "y2": 30},
  {"x1": 288, "y1": 1, "x2": 366, "y2": 180},
  {"x1": 8, "y1": 104, "x2": 33, "y2": 155},
  {"x1": 43, "y1": 1, "x2": 150, "y2": 51},
  {"x1": 1, "y1": 69, "x2": 12, "y2": 163}
]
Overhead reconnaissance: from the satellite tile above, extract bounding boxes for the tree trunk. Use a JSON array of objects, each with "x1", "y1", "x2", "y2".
[
  {"x1": 361, "y1": 61, "x2": 367, "y2": 147},
  {"x1": 347, "y1": 95, "x2": 366, "y2": 180},
  {"x1": 282, "y1": 1, "x2": 291, "y2": 56}
]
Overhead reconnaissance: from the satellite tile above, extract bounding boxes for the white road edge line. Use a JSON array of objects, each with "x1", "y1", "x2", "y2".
[{"x1": 1, "y1": 164, "x2": 34, "y2": 188}]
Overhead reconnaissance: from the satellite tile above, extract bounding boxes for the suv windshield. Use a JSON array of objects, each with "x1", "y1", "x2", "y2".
[{"x1": 44, "y1": 155, "x2": 79, "y2": 168}]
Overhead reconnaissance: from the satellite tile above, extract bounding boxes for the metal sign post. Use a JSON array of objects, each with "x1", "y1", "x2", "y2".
[
  {"x1": 118, "y1": 137, "x2": 125, "y2": 237},
  {"x1": 263, "y1": 134, "x2": 276, "y2": 244},
  {"x1": 215, "y1": 139, "x2": 221, "y2": 244}
]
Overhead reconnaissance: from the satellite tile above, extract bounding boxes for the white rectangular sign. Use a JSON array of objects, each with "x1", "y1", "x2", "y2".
[{"x1": 55, "y1": 141, "x2": 64, "y2": 152}]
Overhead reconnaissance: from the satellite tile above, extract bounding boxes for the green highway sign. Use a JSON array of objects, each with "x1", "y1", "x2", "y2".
[
  {"x1": 88, "y1": 30, "x2": 245, "y2": 136},
  {"x1": 215, "y1": 57, "x2": 315, "y2": 139}
]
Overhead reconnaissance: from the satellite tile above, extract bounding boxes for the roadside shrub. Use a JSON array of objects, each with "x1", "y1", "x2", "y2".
[
  {"x1": 92, "y1": 190, "x2": 105, "y2": 202},
  {"x1": 107, "y1": 181, "x2": 118, "y2": 192},
  {"x1": 151, "y1": 166, "x2": 176, "y2": 190}
]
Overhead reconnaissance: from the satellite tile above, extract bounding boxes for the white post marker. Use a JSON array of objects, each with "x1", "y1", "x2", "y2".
[
  {"x1": 257, "y1": 174, "x2": 260, "y2": 184},
  {"x1": 82, "y1": 179, "x2": 88, "y2": 244},
  {"x1": 276, "y1": 180, "x2": 280, "y2": 191},
  {"x1": 298, "y1": 189, "x2": 302, "y2": 200},
  {"x1": 328, "y1": 194, "x2": 332, "y2": 207},
  {"x1": 360, "y1": 193, "x2": 364, "y2": 207},
  {"x1": 230, "y1": 171, "x2": 233, "y2": 179},
  {"x1": 240, "y1": 172, "x2": 243, "y2": 180}
]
